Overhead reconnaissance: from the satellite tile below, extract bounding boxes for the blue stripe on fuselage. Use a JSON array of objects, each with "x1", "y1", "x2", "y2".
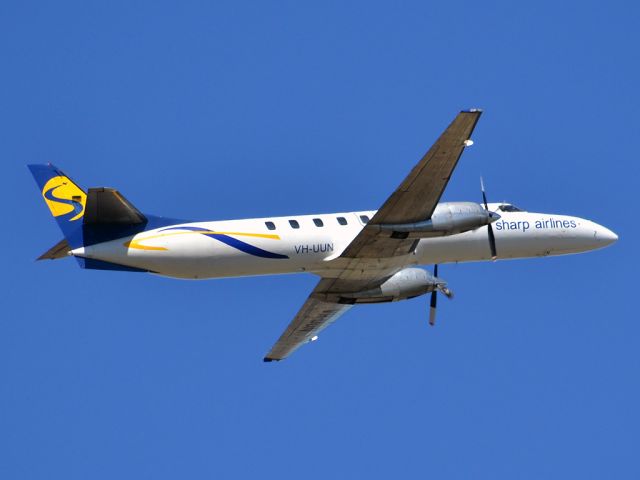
[{"x1": 160, "y1": 226, "x2": 289, "y2": 259}]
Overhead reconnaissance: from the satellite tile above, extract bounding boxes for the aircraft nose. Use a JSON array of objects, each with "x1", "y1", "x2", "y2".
[{"x1": 596, "y1": 225, "x2": 618, "y2": 246}]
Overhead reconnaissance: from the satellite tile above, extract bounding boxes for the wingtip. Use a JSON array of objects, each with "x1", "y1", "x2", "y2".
[
  {"x1": 263, "y1": 357, "x2": 278, "y2": 363},
  {"x1": 462, "y1": 108, "x2": 483, "y2": 113}
]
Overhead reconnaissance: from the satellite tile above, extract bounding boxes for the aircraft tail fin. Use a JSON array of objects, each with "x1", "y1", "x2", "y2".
[{"x1": 27, "y1": 164, "x2": 87, "y2": 248}]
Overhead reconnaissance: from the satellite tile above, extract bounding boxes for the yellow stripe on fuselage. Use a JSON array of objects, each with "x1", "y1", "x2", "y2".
[{"x1": 123, "y1": 240, "x2": 168, "y2": 251}]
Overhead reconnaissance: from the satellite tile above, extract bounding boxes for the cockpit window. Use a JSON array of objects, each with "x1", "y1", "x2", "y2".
[{"x1": 498, "y1": 204, "x2": 525, "y2": 212}]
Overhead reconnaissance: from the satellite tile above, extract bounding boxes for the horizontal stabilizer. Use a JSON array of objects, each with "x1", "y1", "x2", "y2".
[
  {"x1": 84, "y1": 187, "x2": 146, "y2": 225},
  {"x1": 37, "y1": 239, "x2": 70, "y2": 260}
]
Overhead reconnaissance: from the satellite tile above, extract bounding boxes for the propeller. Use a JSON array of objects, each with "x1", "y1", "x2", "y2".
[
  {"x1": 480, "y1": 177, "x2": 498, "y2": 260},
  {"x1": 429, "y1": 274, "x2": 438, "y2": 326},
  {"x1": 429, "y1": 264, "x2": 453, "y2": 326}
]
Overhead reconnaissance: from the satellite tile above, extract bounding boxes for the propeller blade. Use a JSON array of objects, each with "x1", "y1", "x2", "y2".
[
  {"x1": 481, "y1": 177, "x2": 498, "y2": 260},
  {"x1": 429, "y1": 264, "x2": 439, "y2": 326},
  {"x1": 429, "y1": 290, "x2": 437, "y2": 326},
  {"x1": 480, "y1": 176, "x2": 489, "y2": 210},
  {"x1": 487, "y1": 223, "x2": 497, "y2": 260}
]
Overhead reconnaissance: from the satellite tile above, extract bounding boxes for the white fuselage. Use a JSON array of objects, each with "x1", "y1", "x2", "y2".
[{"x1": 72, "y1": 203, "x2": 617, "y2": 279}]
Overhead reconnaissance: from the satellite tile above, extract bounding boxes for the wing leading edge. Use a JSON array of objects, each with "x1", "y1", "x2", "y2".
[{"x1": 264, "y1": 110, "x2": 482, "y2": 361}]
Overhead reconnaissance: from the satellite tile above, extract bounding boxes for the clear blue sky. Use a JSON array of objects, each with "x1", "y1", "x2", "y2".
[{"x1": 1, "y1": 1, "x2": 638, "y2": 478}]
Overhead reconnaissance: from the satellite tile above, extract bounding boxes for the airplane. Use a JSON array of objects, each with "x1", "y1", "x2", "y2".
[{"x1": 28, "y1": 109, "x2": 618, "y2": 362}]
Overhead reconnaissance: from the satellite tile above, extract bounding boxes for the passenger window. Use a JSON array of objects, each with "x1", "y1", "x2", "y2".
[
  {"x1": 313, "y1": 218, "x2": 324, "y2": 227},
  {"x1": 265, "y1": 221, "x2": 276, "y2": 230},
  {"x1": 289, "y1": 219, "x2": 300, "y2": 229},
  {"x1": 360, "y1": 215, "x2": 370, "y2": 224},
  {"x1": 337, "y1": 216, "x2": 348, "y2": 226}
]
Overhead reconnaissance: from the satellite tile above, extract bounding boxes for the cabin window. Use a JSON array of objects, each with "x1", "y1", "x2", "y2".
[
  {"x1": 360, "y1": 215, "x2": 370, "y2": 224},
  {"x1": 265, "y1": 221, "x2": 276, "y2": 230},
  {"x1": 313, "y1": 218, "x2": 324, "y2": 227},
  {"x1": 337, "y1": 216, "x2": 348, "y2": 225},
  {"x1": 289, "y1": 219, "x2": 300, "y2": 229}
]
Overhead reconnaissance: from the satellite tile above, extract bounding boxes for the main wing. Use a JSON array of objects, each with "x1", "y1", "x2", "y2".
[
  {"x1": 264, "y1": 285, "x2": 353, "y2": 361},
  {"x1": 264, "y1": 110, "x2": 482, "y2": 361},
  {"x1": 341, "y1": 109, "x2": 482, "y2": 259}
]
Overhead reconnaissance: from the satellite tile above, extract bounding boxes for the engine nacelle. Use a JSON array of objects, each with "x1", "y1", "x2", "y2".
[
  {"x1": 376, "y1": 202, "x2": 499, "y2": 238},
  {"x1": 336, "y1": 268, "x2": 442, "y2": 304}
]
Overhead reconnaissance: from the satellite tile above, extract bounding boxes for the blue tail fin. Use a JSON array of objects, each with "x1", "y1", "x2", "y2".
[{"x1": 27, "y1": 164, "x2": 86, "y2": 248}]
